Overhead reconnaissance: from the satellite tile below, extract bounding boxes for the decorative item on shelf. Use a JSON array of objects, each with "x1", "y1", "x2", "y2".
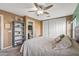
[
  {"x1": 18, "y1": 32, "x2": 20, "y2": 34},
  {"x1": 17, "y1": 25, "x2": 20, "y2": 27}
]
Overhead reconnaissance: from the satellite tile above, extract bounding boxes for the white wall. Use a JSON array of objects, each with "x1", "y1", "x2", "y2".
[{"x1": 43, "y1": 17, "x2": 66, "y2": 38}]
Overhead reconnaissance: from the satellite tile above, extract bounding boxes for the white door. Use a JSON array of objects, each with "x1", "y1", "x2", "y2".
[{"x1": 43, "y1": 21, "x2": 49, "y2": 37}]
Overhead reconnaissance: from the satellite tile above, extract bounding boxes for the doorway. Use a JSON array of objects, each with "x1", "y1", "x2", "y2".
[
  {"x1": 27, "y1": 19, "x2": 35, "y2": 39},
  {"x1": 28, "y1": 22, "x2": 33, "y2": 39}
]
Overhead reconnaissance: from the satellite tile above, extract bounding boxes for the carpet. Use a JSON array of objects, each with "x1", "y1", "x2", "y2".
[{"x1": 0, "y1": 46, "x2": 22, "y2": 56}]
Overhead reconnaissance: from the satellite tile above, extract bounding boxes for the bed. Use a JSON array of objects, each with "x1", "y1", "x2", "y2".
[{"x1": 20, "y1": 35, "x2": 79, "y2": 56}]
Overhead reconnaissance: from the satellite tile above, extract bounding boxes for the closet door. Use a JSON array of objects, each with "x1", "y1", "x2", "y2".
[
  {"x1": 43, "y1": 21, "x2": 49, "y2": 37},
  {"x1": 49, "y1": 19, "x2": 56, "y2": 38},
  {"x1": 49, "y1": 18, "x2": 66, "y2": 38}
]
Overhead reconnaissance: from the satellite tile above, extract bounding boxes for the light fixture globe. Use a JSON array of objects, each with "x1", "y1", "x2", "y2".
[{"x1": 36, "y1": 10, "x2": 43, "y2": 15}]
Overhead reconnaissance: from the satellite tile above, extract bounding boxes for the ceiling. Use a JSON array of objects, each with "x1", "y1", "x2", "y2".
[{"x1": 0, "y1": 3, "x2": 77, "y2": 20}]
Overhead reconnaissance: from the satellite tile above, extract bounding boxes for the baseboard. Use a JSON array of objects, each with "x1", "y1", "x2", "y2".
[{"x1": 3, "y1": 46, "x2": 12, "y2": 50}]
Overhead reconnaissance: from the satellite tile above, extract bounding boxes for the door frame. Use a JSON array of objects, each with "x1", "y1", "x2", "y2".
[
  {"x1": 0, "y1": 15, "x2": 4, "y2": 50},
  {"x1": 28, "y1": 19, "x2": 35, "y2": 38}
]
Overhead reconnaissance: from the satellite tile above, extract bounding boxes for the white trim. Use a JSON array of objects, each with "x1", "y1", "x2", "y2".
[{"x1": 0, "y1": 15, "x2": 4, "y2": 50}]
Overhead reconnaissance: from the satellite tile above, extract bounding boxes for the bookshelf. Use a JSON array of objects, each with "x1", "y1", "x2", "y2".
[{"x1": 12, "y1": 20, "x2": 25, "y2": 47}]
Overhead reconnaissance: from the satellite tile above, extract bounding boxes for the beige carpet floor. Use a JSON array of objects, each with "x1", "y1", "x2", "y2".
[{"x1": 0, "y1": 46, "x2": 22, "y2": 56}]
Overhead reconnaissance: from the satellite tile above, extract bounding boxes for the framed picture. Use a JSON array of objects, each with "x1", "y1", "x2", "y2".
[{"x1": 5, "y1": 24, "x2": 11, "y2": 29}]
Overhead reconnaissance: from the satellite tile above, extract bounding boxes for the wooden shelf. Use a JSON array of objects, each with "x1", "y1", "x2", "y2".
[{"x1": 12, "y1": 20, "x2": 25, "y2": 47}]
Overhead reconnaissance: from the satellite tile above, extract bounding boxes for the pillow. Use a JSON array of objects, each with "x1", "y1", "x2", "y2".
[
  {"x1": 54, "y1": 36, "x2": 61, "y2": 42},
  {"x1": 52, "y1": 34, "x2": 65, "y2": 48},
  {"x1": 54, "y1": 36, "x2": 72, "y2": 49},
  {"x1": 54, "y1": 34, "x2": 65, "y2": 43},
  {"x1": 60, "y1": 34, "x2": 65, "y2": 39}
]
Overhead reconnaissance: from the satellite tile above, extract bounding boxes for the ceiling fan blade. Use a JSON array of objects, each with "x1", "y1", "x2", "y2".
[
  {"x1": 39, "y1": 5, "x2": 44, "y2": 9},
  {"x1": 28, "y1": 11, "x2": 35, "y2": 12},
  {"x1": 44, "y1": 12, "x2": 49, "y2": 14},
  {"x1": 44, "y1": 5, "x2": 53, "y2": 10},
  {"x1": 34, "y1": 3, "x2": 39, "y2": 8},
  {"x1": 34, "y1": 3, "x2": 43, "y2": 9}
]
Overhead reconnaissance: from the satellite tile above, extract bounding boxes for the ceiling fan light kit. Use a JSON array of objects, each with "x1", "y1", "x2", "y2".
[{"x1": 36, "y1": 10, "x2": 43, "y2": 15}]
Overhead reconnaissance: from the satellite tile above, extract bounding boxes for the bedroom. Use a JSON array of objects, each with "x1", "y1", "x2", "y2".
[{"x1": 0, "y1": 3, "x2": 79, "y2": 56}]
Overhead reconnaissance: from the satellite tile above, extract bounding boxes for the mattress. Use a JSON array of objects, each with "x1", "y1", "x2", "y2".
[{"x1": 20, "y1": 36, "x2": 79, "y2": 56}]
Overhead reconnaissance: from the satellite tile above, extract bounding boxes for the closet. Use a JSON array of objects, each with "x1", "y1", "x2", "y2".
[{"x1": 43, "y1": 17, "x2": 66, "y2": 38}]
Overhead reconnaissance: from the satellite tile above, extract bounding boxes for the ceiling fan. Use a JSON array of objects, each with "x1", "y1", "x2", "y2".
[{"x1": 28, "y1": 3, "x2": 53, "y2": 16}]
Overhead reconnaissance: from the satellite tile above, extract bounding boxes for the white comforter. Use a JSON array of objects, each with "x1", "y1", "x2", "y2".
[{"x1": 20, "y1": 37, "x2": 79, "y2": 56}]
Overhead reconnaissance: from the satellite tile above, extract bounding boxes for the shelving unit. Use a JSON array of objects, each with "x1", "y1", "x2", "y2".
[{"x1": 12, "y1": 20, "x2": 25, "y2": 47}]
